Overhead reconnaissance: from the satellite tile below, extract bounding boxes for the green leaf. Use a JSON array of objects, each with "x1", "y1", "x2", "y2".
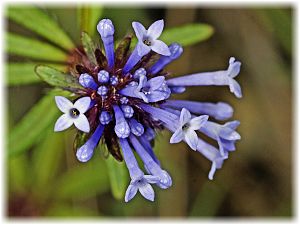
[
  {"x1": 105, "y1": 155, "x2": 128, "y2": 200},
  {"x1": 7, "y1": 6, "x2": 75, "y2": 50},
  {"x1": 8, "y1": 89, "x2": 72, "y2": 157},
  {"x1": 32, "y1": 130, "x2": 65, "y2": 192},
  {"x1": 7, "y1": 63, "x2": 66, "y2": 86},
  {"x1": 161, "y1": 23, "x2": 214, "y2": 46},
  {"x1": 131, "y1": 23, "x2": 214, "y2": 47},
  {"x1": 54, "y1": 158, "x2": 110, "y2": 200},
  {"x1": 81, "y1": 32, "x2": 97, "y2": 65},
  {"x1": 35, "y1": 65, "x2": 83, "y2": 90},
  {"x1": 78, "y1": 6, "x2": 103, "y2": 37},
  {"x1": 7, "y1": 33, "x2": 67, "y2": 61}
]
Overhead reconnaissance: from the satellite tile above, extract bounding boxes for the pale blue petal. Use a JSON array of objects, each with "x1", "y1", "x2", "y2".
[
  {"x1": 185, "y1": 129, "x2": 198, "y2": 150},
  {"x1": 151, "y1": 40, "x2": 171, "y2": 56},
  {"x1": 189, "y1": 115, "x2": 209, "y2": 130},
  {"x1": 132, "y1": 21, "x2": 146, "y2": 41},
  {"x1": 125, "y1": 184, "x2": 138, "y2": 202},
  {"x1": 139, "y1": 183, "x2": 155, "y2": 201},
  {"x1": 170, "y1": 128, "x2": 184, "y2": 143},
  {"x1": 146, "y1": 76, "x2": 165, "y2": 91},
  {"x1": 180, "y1": 108, "x2": 191, "y2": 126},
  {"x1": 147, "y1": 19, "x2": 164, "y2": 40},
  {"x1": 137, "y1": 42, "x2": 151, "y2": 57},
  {"x1": 74, "y1": 114, "x2": 90, "y2": 133},
  {"x1": 229, "y1": 78, "x2": 242, "y2": 98},
  {"x1": 74, "y1": 97, "x2": 91, "y2": 113},
  {"x1": 55, "y1": 96, "x2": 73, "y2": 113},
  {"x1": 54, "y1": 114, "x2": 73, "y2": 132}
]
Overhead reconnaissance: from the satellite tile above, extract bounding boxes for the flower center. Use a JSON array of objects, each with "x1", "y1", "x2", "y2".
[
  {"x1": 182, "y1": 123, "x2": 190, "y2": 131},
  {"x1": 70, "y1": 108, "x2": 80, "y2": 118},
  {"x1": 143, "y1": 39, "x2": 151, "y2": 46}
]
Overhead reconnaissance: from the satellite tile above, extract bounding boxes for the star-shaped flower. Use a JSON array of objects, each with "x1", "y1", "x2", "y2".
[
  {"x1": 54, "y1": 96, "x2": 91, "y2": 133},
  {"x1": 132, "y1": 19, "x2": 171, "y2": 56},
  {"x1": 170, "y1": 108, "x2": 208, "y2": 150}
]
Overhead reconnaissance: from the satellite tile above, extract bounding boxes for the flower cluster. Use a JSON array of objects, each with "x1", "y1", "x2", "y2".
[{"x1": 54, "y1": 18, "x2": 242, "y2": 202}]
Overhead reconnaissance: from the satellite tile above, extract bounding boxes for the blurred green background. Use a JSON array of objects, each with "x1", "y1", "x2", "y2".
[{"x1": 6, "y1": 4, "x2": 292, "y2": 217}]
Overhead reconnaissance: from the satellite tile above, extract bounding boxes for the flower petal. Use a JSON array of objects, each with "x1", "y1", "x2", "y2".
[
  {"x1": 180, "y1": 108, "x2": 191, "y2": 126},
  {"x1": 147, "y1": 19, "x2": 164, "y2": 40},
  {"x1": 125, "y1": 184, "x2": 138, "y2": 202},
  {"x1": 74, "y1": 114, "x2": 90, "y2": 133},
  {"x1": 132, "y1": 22, "x2": 146, "y2": 41},
  {"x1": 228, "y1": 78, "x2": 242, "y2": 98},
  {"x1": 74, "y1": 97, "x2": 91, "y2": 113},
  {"x1": 137, "y1": 42, "x2": 151, "y2": 57},
  {"x1": 139, "y1": 183, "x2": 155, "y2": 201},
  {"x1": 55, "y1": 96, "x2": 73, "y2": 113},
  {"x1": 189, "y1": 115, "x2": 209, "y2": 130},
  {"x1": 54, "y1": 114, "x2": 73, "y2": 132},
  {"x1": 170, "y1": 128, "x2": 184, "y2": 143},
  {"x1": 144, "y1": 175, "x2": 160, "y2": 184},
  {"x1": 184, "y1": 129, "x2": 198, "y2": 150},
  {"x1": 146, "y1": 76, "x2": 165, "y2": 91},
  {"x1": 151, "y1": 40, "x2": 171, "y2": 56}
]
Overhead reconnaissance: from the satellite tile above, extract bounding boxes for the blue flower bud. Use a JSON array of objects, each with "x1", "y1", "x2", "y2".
[
  {"x1": 97, "y1": 86, "x2": 108, "y2": 96},
  {"x1": 79, "y1": 73, "x2": 98, "y2": 90},
  {"x1": 100, "y1": 111, "x2": 112, "y2": 125},
  {"x1": 110, "y1": 76, "x2": 118, "y2": 86},
  {"x1": 98, "y1": 70, "x2": 110, "y2": 83},
  {"x1": 121, "y1": 105, "x2": 134, "y2": 118}
]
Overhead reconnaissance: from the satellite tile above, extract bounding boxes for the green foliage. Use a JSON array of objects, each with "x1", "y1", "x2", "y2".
[
  {"x1": 7, "y1": 63, "x2": 65, "y2": 86},
  {"x1": 78, "y1": 5, "x2": 103, "y2": 37},
  {"x1": 7, "y1": 6, "x2": 75, "y2": 50},
  {"x1": 8, "y1": 90, "x2": 72, "y2": 157},
  {"x1": 35, "y1": 65, "x2": 83, "y2": 90},
  {"x1": 7, "y1": 33, "x2": 67, "y2": 61},
  {"x1": 105, "y1": 155, "x2": 129, "y2": 200},
  {"x1": 53, "y1": 158, "x2": 110, "y2": 200},
  {"x1": 160, "y1": 23, "x2": 214, "y2": 46},
  {"x1": 81, "y1": 32, "x2": 97, "y2": 65}
]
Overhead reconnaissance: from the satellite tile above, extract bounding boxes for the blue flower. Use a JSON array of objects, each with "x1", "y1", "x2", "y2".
[{"x1": 52, "y1": 18, "x2": 243, "y2": 202}]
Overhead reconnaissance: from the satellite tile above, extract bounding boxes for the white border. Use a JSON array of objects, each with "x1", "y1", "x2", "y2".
[{"x1": 0, "y1": 0, "x2": 298, "y2": 224}]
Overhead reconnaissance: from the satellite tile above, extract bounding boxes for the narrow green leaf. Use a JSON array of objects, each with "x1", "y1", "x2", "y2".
[
  {"x1": 54, "y1": 158, "x2": 110, "y2": 200},
  {"x1": 131, "y1": 23, "x2": 214, "y2": 47},
  {"x1": 8, "y1": 89, "x2": 72, "y2": 157},
  {"x1": 32, "y1": 130, "x2": 65, "y2": 191},
  {"x1": 7, "y1": 63, "x2": 66, "y2": 86},
  {"x1": 78, "y1": 6, "x2": 103, "y2": 37},
  {"x1": 161, "y1": 23, "x2": 214, "y2": 46},
  {"x1": 81, "y1": 32, "x2": 97, "y2": 65},
  {"x1": 7, "y1": 33, "x2": 67, "y2": 61},
  {"x1": 105, "y1": 155, "x2": 128, "y2": 200},
  {"x1": 7, "y1": 6, "x2": 75, "y2": 50},
  {"x1": 8, "y1": 154, "x2": 30, "y2": 194},
  {"x1": 35, "y1": 65, "x2": 83, "y2": 90}
]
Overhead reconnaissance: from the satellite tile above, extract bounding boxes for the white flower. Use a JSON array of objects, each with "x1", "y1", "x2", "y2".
[
  {"x1": 54, "y1": 96, "x2": 91, "y2": 133},
  {"x1": 170, "y1": 108, "x2": 208, "y2": 150}
]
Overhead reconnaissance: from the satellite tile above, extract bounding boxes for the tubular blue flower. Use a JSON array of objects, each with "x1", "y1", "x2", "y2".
[
  {"x1": 196, "y1": 138, "x2": 229, "y2": 180},
  {"x1": 97, "y1": 85, "x2": 108, "y2": 97},
  {"x1": 166, "y1": 57, "x2": 242, "y2": 98},
  {"x1": 119, "y1": 138, "x2": 159, "y2": 202},
  {"x1": 128, "y1": 118, "x2": 144, "y2": 136},
  {"x1": 129, "y1": 135, "x2": 172, "y2": 189},
  {"x1": 170, "y1": 108, "x2": 209, "y2": 150},
  {"x1": 79, "y1": 73, "x2": 98, "y2": 90},
  {"x1": 113, "y1": 105, "x2": 130, "y2": 138},
  {"x1": 49, "y1": 17, "x2": 243, "y2": 202},
  {"x1": 121, "y1": 105, "x2": 134, "y2": 118},
  {"x1": 97, "y1": 19, "x2": 115, "y2": 69},
  {"x1": 99, "y1": 111, "x2": 112, "y2": 125},
  {"x1": 149, "y1": 43, "x2": 183, "y2": 74},
  {"x1": 123, "y1": 20, "x2": 171, "y2": 74},
  {"x1": 54, "y1": 96, "x2": 91, "y2": 133},
  {"x1": 161, "y1": 100, "x2": 233, "y2": 120},
  {"x1": 199, "y1": 120, "x2": 241, "y2": 156},
  {"x1": 98, "y1": 70, "x2": 110, "y2": 83},
  {"x1": 76, "y1": 124, "x2": 104, "y2": 162}
]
